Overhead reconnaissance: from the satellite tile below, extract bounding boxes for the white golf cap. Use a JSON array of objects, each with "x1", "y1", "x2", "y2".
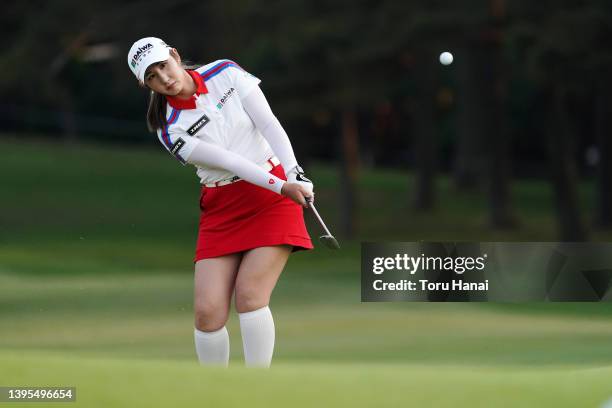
[{"x1": 127, "y1": 37, "x2": 170, "y2": 83}]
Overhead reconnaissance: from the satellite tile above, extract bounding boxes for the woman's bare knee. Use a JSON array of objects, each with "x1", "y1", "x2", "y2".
[
  {"x1": 193, "y1": 254, "x2": 241, "y2": 331},
  {"x1": 194, "y1": 301, "x2": 229, "y2": 331},
  {"x1": 234, "y1": 284, "x2": 268, "y2": 313}
]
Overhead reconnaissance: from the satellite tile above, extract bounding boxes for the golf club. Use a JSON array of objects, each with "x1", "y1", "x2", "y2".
[{"x1": 306, "y1": 198, "x2": 340, "y2": 250}]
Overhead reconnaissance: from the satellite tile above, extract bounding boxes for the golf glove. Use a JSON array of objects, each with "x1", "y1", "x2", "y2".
[{"x1": 287, "y1": 165, "x2": 314, "y2": 197}]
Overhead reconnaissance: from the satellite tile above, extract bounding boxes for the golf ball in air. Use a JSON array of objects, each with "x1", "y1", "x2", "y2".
[{"x1": 439, "y1": 52, "x2": 453, "y2": 65}]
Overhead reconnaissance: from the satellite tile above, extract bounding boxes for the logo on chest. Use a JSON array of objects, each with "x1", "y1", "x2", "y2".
[
  {"x1": 186, "y1": 114, "x2": 211, "y2": 136},
  {"x1": 216, "y1": 87, "x2": 235, "y2": 109}
]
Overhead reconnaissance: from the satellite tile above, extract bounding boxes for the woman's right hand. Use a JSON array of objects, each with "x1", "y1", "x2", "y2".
[{"x1": 281, "y1": 182, "x2": 314, "y2": 208}]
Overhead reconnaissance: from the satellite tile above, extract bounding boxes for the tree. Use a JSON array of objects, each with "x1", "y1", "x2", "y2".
[{"x1": 516, "y1": 3, "x2": 609, "y2": 240}]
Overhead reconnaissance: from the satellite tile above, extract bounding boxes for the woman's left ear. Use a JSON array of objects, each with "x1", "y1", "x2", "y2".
[{"x1": 169, "y1": 48, "x2": 181, "y2": 64}]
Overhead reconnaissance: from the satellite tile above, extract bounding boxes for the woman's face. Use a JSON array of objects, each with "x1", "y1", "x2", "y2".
[{"x1": 143, "y1": 54, "x2": 185, "y2": 96}]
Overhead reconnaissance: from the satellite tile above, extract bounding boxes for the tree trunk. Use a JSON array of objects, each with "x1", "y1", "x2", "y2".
[
  {"x1": 454, "y1": 46, "x2": 485, "y2": 191},
  {"x1": 487, "y1": 121, "x2": 515, "y2": 228},
  {"x1": 483, "y1": 36, "x2": 516, "y2": 228},
  {"x1": 546, "y1": 87, "x2": 589, "y2": 241},
  {"x1": 595, "y1": 78, "x2": 612, "y2": 228},
  {"x1": 483, "y1": 0, "x2": 517, "y2": 228},
  {"x1": 50, "y1": 80, "x2": 78, "y2": 143},
  {"x1": 413, "y1": 52, "x2": 436, "y2": 211},
  {"x1": 339, "y1": 109, "x2": 360, "y2": 238}
]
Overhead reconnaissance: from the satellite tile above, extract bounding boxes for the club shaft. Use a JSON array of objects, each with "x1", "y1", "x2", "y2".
[{"x1": 308, "y1": 202, "x2": 333, "y2": 237}]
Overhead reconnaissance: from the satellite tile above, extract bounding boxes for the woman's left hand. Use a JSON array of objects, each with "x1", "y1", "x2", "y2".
[{"x1": 281, "y1": 182, "x2": 315, "y2": 208}]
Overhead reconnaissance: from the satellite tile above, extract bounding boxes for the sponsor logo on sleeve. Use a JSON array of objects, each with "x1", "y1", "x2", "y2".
[
  {"x1": 186, "y1": 114, "x2": 210, "y2": 136},
  {"x1": 171, "y1": 138, "x2": 186, "y2": 163}
]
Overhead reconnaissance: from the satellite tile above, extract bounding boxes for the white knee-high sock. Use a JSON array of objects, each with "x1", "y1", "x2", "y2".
[
  {"x1": 194, "y1": 326, "x2": 230, "y2": 367},
  {"x1": 238, "y1": 306, "x2": 275, "y2": 367}
]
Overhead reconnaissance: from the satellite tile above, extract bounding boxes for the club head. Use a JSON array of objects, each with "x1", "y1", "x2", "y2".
[{"x1": 319, "y1": 234, "x2": 340, "y2": 250}]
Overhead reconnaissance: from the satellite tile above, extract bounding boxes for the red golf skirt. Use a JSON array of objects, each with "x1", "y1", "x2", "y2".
[{"x1": 194, "y1": 163, "x2": 313, "y2": 261}]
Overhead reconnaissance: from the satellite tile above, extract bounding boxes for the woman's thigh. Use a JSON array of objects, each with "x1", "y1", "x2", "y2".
[
  {"x1": 194, "y1": 253, "x2": 242, "y2": 328},
  {"x1": 234, "y1": 245, "x2": 292, "y2": 313}
]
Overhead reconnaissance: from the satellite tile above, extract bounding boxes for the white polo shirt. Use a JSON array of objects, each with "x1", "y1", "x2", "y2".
[{"x1": 156, "y1": 60, "x2": 275, "y2": 185}]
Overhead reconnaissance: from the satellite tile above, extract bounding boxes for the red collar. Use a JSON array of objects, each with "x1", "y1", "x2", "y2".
[{"x1": 165, "y1": 70, "x2": 208, "y2": 110}]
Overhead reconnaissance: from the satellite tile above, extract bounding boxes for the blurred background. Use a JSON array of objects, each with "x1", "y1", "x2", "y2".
[
  {"x1": 3, "y1": 0, "x2": 612, "y2": 241},
  {"x1": 2, "y1": 1, "x2": 612, "y2": 407}
]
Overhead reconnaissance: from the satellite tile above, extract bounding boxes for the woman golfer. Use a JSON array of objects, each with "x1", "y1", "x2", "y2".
[{"x1": 128, "y1": 37, "x2": 314, "y2": 367}]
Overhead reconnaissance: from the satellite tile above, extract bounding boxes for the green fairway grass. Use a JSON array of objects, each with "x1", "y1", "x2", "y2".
[
  {"x1": 2, "y1": 351, "x2": 612, "y2": 408},
  {"x1": 2, "y1": 137, "x2": 612, "y2": 407},
  {"x1": 2, "y1": 270, "x2": 612, "y2": 407}
]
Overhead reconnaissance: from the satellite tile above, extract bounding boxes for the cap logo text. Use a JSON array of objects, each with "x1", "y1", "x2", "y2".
[{"x1": 131, "y1": 43, "x2": 153, "y2": 67}]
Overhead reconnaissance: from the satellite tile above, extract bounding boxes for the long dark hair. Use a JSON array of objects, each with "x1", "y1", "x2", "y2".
[{"x1": 146, "y1": 60, "x2": 201, "y2": 132}]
